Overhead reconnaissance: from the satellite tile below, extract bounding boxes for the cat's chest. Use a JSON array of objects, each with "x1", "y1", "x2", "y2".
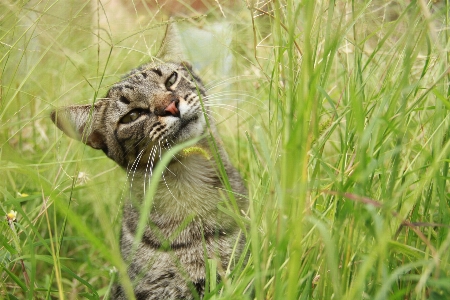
[
  {"x1": 121, "y1": 154, "x2": 230, "y2": 252},
  {"x1": 154, "y1": 159, "x2": 222, "y2": 216},
  {"x1": 130, "y1": 154, "x2": 223, "y2": 218}
]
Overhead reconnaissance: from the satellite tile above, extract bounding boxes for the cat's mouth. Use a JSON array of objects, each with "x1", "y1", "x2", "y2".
[
  {"x1": 169, "y1": 113, "x2": 205, "y2": 144},
  {"x1": 180, "y1": 115, "x2": 198, "y2": 128}
]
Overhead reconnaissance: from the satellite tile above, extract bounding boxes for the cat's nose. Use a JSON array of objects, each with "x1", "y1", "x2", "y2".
[
  {"x1": 164, "y1": 100, "x2": 180, "y2": 117},
  {"x1": 153, "y1": 95, "x2": 180, "y2": 118},
  {"x1": 154, "y1": 100, "x2": 180, "y2": 118}
]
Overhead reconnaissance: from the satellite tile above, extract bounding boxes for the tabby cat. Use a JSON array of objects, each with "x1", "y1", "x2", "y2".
[{"x1": 51, "y1": 21, "x2": 248, "y2": 299}]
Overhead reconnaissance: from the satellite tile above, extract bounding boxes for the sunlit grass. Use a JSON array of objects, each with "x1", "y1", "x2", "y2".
[{"x1": 1, "y1": 0, "x2": 450, "y2": 299}]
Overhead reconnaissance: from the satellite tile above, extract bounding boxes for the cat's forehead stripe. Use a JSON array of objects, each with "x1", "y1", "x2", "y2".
[
  {"x1": 151, "y1": 68, "x2": 163, "y2": 76},
  {"x1": 109, "y1": 83, "x2": 135, "y2": 94}
]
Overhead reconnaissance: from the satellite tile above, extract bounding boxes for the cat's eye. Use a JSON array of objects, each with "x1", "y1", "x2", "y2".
[
  {"x1": 120, "y1": 109, "x2": 146, "y2": 124},
  {"x1": 165, "y1": 72, "x2": 178, "y2": 89}
]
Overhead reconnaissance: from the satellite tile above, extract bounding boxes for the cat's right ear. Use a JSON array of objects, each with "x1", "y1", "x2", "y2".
[
  {"x1": 50, "y1": 103, "x2": 106, "y2": 150},
  {"x1": 157, "y1": 19, "x2": 186, "y2": 62}
]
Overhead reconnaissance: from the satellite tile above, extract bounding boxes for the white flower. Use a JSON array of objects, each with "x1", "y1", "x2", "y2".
[{"x1": 6, "y1": 210, "x2": 17, "y2": 222}]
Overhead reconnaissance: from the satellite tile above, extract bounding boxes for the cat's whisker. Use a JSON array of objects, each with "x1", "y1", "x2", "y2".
[
  {"x1": 206, "y1": 97, "x2": 265, "y2": 109},
  {"x1": 161, "y1": 139, "x2": 189, "y2": 171},
  {"x1": 205, "y1": 93, "x2": 265, "y2": 108},
  {"x1": 205, "y1": 90, "x2": 257, "y2": 98},
  {"x1": 128, "y1": 148, "x2": 146, "y2": 189},
  {"x1": 124, "y1": 160, "x2": 136, "y2": 199},
  {"x1": 157, "y1": 141, "x2": 179, "y2": 204},
  {"x1": 204, "y1": 75, "x2": 256, "y2": 91},
  {"x1": 207, "y1": 110, "x2": 241, "y2": 127},
  {"x1": 205, "y1": 88, "x2": 262, "y2": 96},
  {"x1": 122, "y1": 136, "x2": 149, "y2": 157},
  {"x1": 204, "y1": 103, "x2": 258, "y2": 122},
  {"x1": 126, "y1": 150, "x2": 145, "y2": 202},
  {"x1": 150, "y1": 145, "x2": 158, "y2": 176},
  {"x1": 164, "y1": 166, "x2": 176, "y2": 177},
  {"x1": 160, "y1": 144, "x2": 177, "y2": 177},
  {"x1": 145, "y1": 146, "x2": 158, "y2": 195},
  {"x1": 204, "y1": 94, "x2": 264, "y2": 115},
  {"x1": 203, "y1": 113, "x2": 219, "y2": 123},
  {"x1": 143, "y1": 144, "x2": 157, "y2": 195},
  {"x1": 125, "y1": 153, "x2": 139, "y2": 179},
  {"x1": 203, "y1": 76, "x2": 241, "y2": 90},
  {"x1": 204, "y1": 101, "x2": 250, "y2": 111},
  {"x1": 162, "y1": 138, "x2": 173, "y2": 149}
]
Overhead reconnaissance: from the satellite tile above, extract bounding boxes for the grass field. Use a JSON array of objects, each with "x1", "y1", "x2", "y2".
[{"x1": 1, "y1": 0, "x2": 450, "y2": 299}]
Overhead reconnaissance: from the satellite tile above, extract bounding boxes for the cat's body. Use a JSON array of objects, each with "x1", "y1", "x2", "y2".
[{"x1": 51, "y1": 22, "x2": 247, "y2": 299}]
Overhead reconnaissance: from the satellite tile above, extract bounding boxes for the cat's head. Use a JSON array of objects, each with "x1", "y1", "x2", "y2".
[{"x1": 51, "y1": 21, "x2": 208, "y2": 170}]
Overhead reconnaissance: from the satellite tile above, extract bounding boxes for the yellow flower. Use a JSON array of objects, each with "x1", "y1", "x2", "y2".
[
  {"x1": 6, "y1": 210, "x2": 17, "y2": 222},
  {"x1": 181, "y1": 146, "x2": 211, "y2": 160}
]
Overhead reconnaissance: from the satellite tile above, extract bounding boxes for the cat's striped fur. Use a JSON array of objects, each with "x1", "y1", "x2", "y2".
[{"x1": 51, "y1": 21, "x2": 248, "y2": 299}]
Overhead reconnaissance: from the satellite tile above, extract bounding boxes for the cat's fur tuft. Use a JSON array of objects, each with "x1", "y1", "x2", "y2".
[{"x1": 51, "y1": 21, "x2": 248, "y2": 300}]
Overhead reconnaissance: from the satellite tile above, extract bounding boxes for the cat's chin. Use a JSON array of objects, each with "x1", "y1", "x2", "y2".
[{"x1": 170, "y1": 114, "x2": 206, "y2": 144}]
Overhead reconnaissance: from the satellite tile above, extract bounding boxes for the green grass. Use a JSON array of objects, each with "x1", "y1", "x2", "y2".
[{"x1": 1, "y1": 0, "x2": 450, "y2": 299}]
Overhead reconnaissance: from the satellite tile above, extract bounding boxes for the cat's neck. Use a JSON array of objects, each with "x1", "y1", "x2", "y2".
[{"x1": 127, "y1": 139, "x2": 227, "y2": 220}]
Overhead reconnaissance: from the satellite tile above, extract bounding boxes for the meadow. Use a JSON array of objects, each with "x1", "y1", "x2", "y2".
[{"x1": 1, "y1": 0, "x2": 450, "y2": 299}]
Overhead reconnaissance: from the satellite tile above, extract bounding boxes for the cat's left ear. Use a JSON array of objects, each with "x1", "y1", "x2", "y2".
[
  {"x1": 50, "y1": 103, "x2": 106, "y2": 150},
  {"x1": 157, "y1": 19, "x2": 186, "y2": 62}
]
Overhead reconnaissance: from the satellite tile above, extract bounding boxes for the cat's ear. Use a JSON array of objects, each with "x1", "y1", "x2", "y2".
[
  {"x1": 157, "y1": 20, "x2": 186, "y2": 62},
  {"x1": 50, "y1": 103, "x2": 106, "y2": 150}
]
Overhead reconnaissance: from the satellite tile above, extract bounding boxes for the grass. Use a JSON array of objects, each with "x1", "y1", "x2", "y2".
[{"x1": 1, "y1": 0, "x2": 450, "y2": 299}]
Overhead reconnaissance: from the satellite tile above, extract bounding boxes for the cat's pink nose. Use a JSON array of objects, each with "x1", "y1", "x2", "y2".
[{"x1": 164, "y1": 101, "x2": 180, "y2": 117}]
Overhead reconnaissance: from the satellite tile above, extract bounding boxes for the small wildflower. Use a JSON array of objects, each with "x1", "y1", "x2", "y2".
[
  {"x1": 109, "y1": 266, "x2": 117, "y2": 276},
  {"x1": 77, "y1": 171, "x2": 90, "y2": 185},
  {"x1": 17, "y1": 192, "x2": 29, "y2": 197},
  {"x1": 6, "y1": 210, "x2": 17, "y2": 222}
]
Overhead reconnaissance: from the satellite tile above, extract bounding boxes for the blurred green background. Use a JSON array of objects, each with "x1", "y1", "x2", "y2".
[{"x1": 1, "y1": 0, "x2": 450, "y2": 299}]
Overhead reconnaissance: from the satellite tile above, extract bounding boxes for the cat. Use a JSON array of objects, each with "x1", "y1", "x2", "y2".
[{"x1": 50, "y1": 21, "x2": 248, "y2": 299}]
